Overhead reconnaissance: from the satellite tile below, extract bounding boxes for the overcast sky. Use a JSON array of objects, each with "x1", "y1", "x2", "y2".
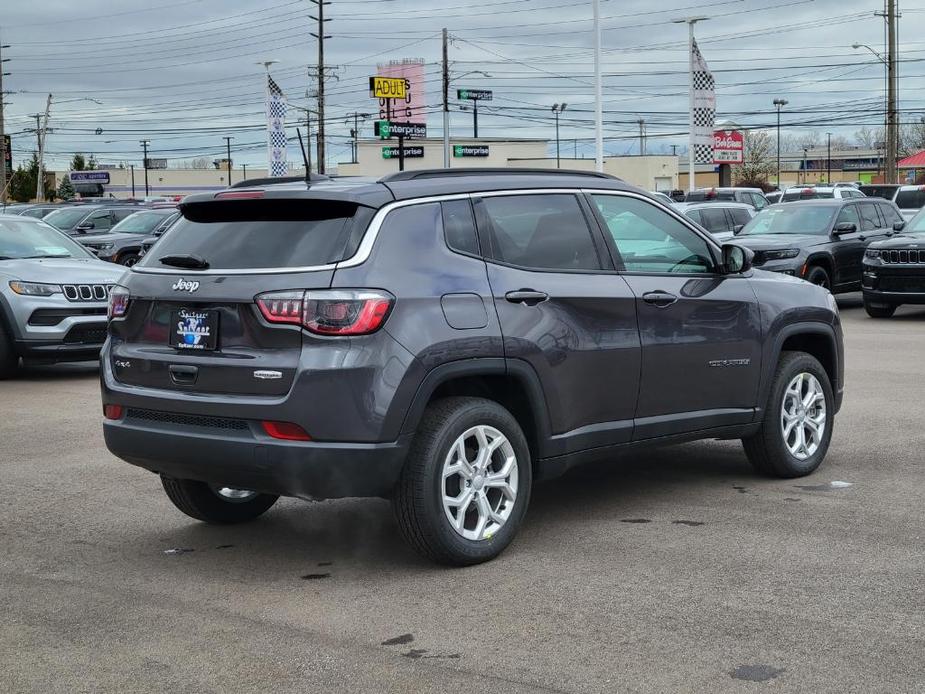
[{"x1": 3, "y1": 0, "x2": 924, "y2": 170}]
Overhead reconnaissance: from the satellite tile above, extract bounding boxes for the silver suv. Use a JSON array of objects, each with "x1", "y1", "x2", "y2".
[{"x1": 0, "y1": 215, "x2": 124, "y2": 377}]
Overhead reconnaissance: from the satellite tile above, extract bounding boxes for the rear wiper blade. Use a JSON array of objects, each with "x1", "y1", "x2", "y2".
[{"x1": 158, "y1": 253, "x2": 210, "y2": 269}]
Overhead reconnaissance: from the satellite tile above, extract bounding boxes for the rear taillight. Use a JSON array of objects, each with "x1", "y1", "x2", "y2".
[
  {"x1": 103, "y1": 404, "x2": 123, "y2": 420},
  {"x1": 261, "y1": 420, "x2": 311, "y2": 441},
  {"x1": 108, "y1": 285, "x2": 130, "y2": 319},
  {"x1": 255, "y1": 289, "x2": 394, "y2": 336}
]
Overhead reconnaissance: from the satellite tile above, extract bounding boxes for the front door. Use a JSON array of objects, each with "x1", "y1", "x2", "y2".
[
  {"x1": 474, "y1": 192, "x2": 641, "y2": 453},
  {"x1": 587, "y1": 192, "x2": 763, "y2": 440}
]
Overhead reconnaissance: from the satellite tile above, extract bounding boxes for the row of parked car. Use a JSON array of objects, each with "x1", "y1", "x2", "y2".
[
  {"x1": 0, "y1": 199, "x2": 179, "y2": 267},
  {"x1": 664, "y1": 184, "x2": 925, "y2": 317}
]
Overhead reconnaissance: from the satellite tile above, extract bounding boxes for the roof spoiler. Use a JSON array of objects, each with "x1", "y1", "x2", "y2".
[
  {"x1": 379, "y1": 168, "x2": 619, "y2": 182},
  {"x1": 228, "y1": 174, "x2": 330, "y2": 189}
]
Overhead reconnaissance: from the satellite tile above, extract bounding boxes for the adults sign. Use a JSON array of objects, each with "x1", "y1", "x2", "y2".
[
  {"x1": 369, "y1": 76, "x2": 407, "y2": 100},
  {"x1": 69, "y1": 171, "x2": 111, "y2": 184},
  {"x1": 713, "y1": 130, "x2": 744, "y2": 164},
  {"x1": 457, "y1": 89, "x2": 493, "y2": 101}
]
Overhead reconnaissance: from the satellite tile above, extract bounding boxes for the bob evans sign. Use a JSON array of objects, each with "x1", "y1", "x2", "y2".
[
  {"x1": 713, "y1": 130, "x2": 744, "y2": 164},
  {"x1": 69, "y1": 171, "x2": 111, "y2": 184}
]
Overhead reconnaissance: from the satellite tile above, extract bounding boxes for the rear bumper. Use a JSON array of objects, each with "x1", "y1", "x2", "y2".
[
  {"x1": 104, "y1": 415, "x2": 410, "y2": 500},
  {"x1": 15, "y1": 337, "x2": 104, "y2": 361}
]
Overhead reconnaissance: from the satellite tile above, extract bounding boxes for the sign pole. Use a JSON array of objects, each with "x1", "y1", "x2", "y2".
[{"x1": 398, "y1": 134, "x2": 405, "y2": 172}]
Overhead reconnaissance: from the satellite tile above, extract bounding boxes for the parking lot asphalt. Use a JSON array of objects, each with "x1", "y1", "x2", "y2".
[{"x1": 2, "y1": 294, "x2": 924, "y2": 693}]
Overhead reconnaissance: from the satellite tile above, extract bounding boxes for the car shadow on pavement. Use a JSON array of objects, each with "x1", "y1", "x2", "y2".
[{"x1": 126, "y1": 439, "x2": 759, "y2": 573}]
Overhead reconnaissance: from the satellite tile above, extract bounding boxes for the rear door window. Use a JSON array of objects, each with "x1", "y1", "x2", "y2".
[
  {"x1": 858, "y1": 202, "x2": 881, "y2": 231},
  {"x1": 139, "y1": 199, "x2": 368, "y2": 270},
  {"x1": 479, "y1": 194, "x2": 602, "y2": 271},
  {"x1": 699, "y1": 207, "x2": 730, "y2": 233},
  {"x1": 877, "y1": 202, "x2": 904, "y2": 226}
]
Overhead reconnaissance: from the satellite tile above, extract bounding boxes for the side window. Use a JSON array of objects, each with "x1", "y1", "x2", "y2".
[
  {"x1": 684, "y1": 209, "x2": 702, "y2": 225},
  {"x1": 479, "y1": 194, "x2": 601, "y2": 271},
  {"x1": 114, "y1": 208, "x2": 135, "y2": 222},
  {"x1": 877, "y1": 202, "x2": 903, "y2": 226},
  {"x1": 858, "y1": 202, "x2": 880, "y2": 231},
  {"x1": 895, "y1": 189, "x2": 925, "y2": 210},
  {"x1": 836, "y1": 205, "x2": 861, "y2": 228},
  {"x1": 751, "y1": 193, "x2": 768, "y2": 209},
  {"x1": 89, "y1": 210, "x2": 112, "y2": 230},
  {"x1": 729, "y1": 207, "x2": 753, "y2": 227},
  {"x1": 441, "y1": 199, "x2": 479, "y2": 256},
  {"x1": 699, "y1": 207, "x2": 730, "y2": 233},
  {"x1": 592, "y1": 194, "x2": 715, "y2": 274}
]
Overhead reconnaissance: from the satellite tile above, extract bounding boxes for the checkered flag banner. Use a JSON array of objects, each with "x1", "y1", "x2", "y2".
[
  {"x1": 266, "y1": 75, "x2": 289, "y2": 177},
  {"x1": 690, "y1": 39, "x2": 716, "y2": 165}
]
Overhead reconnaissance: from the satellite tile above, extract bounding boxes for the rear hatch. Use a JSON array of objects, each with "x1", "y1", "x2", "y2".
[{"x1": 108, "y1": 196, "x2": 375, "y2": 396}]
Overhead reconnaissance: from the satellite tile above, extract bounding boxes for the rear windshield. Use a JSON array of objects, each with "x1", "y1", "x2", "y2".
[
  {"x1": 895, "y1": 189, "x2": 925, "y2": 210},
  {"x1": 782, "y1": 190, "x2": 835, "y2": 201},
  {"x1": 139, "y1": 199, "x2": 371, "y2": 270},
  {"x1": 685, "y1": 191, "x2": 735, "y2": 202},
  {"x1": 858, "y1": 185, "x2": 899, "y2": 200}
]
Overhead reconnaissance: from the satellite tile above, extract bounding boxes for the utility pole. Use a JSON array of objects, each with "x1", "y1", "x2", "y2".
[
  {"x1": 223, "y1": 136, "x2": 233, "y2": 185},
  {"x1": 35, "y1": 94, "x2": 51, "y2": 202},
  {"x1": 309, "y1": 0, "x2": 331, "y2": 174},
  {"x1": 0, "y1": 34, "x2": 9, "y2": 203},
  {"x1": 637, "y1": 119, "x2": 646, "y2": 156},
  {"x1": 552, "y1": 103, "x2": 566, "y2": 169},
  {"x1": 886, "y1": 0, "x2": 898, "y2": 184},
  {"x1": 593, "y1": 0, "x2": 603, "y2": 172},
  {"x1": 140, "y1": 140, "x2": 150, "y2": 197},
  {"x1": 130, "y1": 164, "x2": 135, "y2": 198},
  {"x1": 345, "y1": 112, "x2": 368, "y2": 164},
  {"x1": 442, "y1": 28, "x2": 450, "y2": 168},
  {"x1": 826, "y1": 132, "x2": 832, "y2": 183}
]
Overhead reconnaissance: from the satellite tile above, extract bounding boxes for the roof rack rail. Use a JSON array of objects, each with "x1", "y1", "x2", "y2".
[
  {"x1": 229, "y1": 174, "x2": 329, "y2": 188},
  {"x1": 379, "y1": 168, "x2": 618, "y2": 182}
]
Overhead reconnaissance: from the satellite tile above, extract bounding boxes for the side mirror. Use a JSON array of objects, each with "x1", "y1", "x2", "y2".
[
  {"x1": 722, "y1": 243, "x2": 754, "y2": 274},
  {"x1": 76, "y1": 222, "x2": 95, "y2": 232},
  {"x1": 833, "y1": 222, "x2": 857, "y2": 235},
  {"x1": 733, "y1": 224, "x2": 745, "y2": 234},
  {"x1": 893, "y1": 221, "x2": 906, "y2": 232}
]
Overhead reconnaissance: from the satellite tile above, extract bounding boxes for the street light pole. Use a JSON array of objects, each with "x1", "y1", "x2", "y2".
[
  {"x1": 593, "y1": 0, "x2": 603, "y2": 172},
  {"x1": 826, "y1": 132, "x2": 831, "y2": 183},
  {"x1": 552, "y1": 103, "x2": 567, "y2": 169},
  {"x1": 674, "y1": 16, "x2": 708, "y2": 193},
  {"x1": 773, "y1": 98, "x2": 788, "y2": 188}
]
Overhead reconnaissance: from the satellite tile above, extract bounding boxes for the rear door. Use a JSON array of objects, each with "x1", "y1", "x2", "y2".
[
  {"x1": 109, "y1": 198, "x2": 369, "y2": 396},
  {"x1": 474, "y1": 191, "x2": 641, "y2": 450},
  {"x1": 698, "y1": 206, "x2": 733, "y2": 234},
  {"x1": 588, "y1": 192, "x2": 762, "y2": 439}
]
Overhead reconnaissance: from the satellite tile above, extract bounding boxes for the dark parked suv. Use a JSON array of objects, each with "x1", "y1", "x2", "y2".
[
  {"x1": 102, "y1": 170, "x2": 844, "y2": 565},
  {"x1": 861, "y1": 207, "x2": 925, "y2": 317},
  {"x1": 734, "y1": 198, "x2": 905, "y2": 291}
]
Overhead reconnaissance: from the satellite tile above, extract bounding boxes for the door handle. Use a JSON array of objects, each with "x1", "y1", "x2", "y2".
[
  {"x1": 505, "y1": 289, "x2": 548, "y2": 306},
  {"x1": 642, "y1": 291, "x2": 678, "y2": 307},
  {"x1": 858, "y1": 235, "x2": 866, "y2": 242},
  {"x1": 169, "y1": 364, "x2": 198, "y2": 385}
]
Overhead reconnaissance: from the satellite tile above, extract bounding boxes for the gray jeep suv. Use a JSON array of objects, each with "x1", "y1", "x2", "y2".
[
  {"x1": 0, "y1": 215, "x2": 125, "y2": 377},
  {"x1": 101, "y1": 170, "x2": 844, "y2": 565}
]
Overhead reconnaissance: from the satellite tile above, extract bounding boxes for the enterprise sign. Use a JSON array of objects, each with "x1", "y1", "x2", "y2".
[{"x1": 453, "y1": 144, "x2": 490, "y2": 158}]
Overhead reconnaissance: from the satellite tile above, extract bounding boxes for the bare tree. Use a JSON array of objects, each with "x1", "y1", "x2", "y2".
[
  {"x1": 854, "y1": 126, "x2": 881, "y2": 149},
  {"x1": 190, "y1": 157, "x2": 211, "y2": 169},
  {"x1": 733, "y1": 129, "x2": 776, "y2": 189}
]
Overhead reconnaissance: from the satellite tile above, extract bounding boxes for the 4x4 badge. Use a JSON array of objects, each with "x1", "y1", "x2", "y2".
[{"x1": 172, "y1": 279, "x2": 200, "y2": 293}]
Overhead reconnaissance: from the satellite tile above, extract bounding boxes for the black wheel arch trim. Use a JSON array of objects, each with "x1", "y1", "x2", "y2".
[
  {"x1": 758, "y1": 321, "x2": 842, "y2": 417},
  {"x1": 398, "y1": 357, "x2": 554, "y2": 458}
]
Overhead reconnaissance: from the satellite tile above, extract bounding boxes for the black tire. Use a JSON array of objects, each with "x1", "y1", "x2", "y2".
[
  {"x1": 0, "y1": 321, "x2": 19, "y2": 379},
  {"x1": 119, "y1": 253, "x2": 140, "y2": 267},
  {"x1": 863, "y1": 298, "x2": 896, "y2": 318},
  {"x1": 742, "y1": 351, "x2": 835, "y2": 478},
  {"x1": 805, "y1": 265, "x2": 831, "y2": 290},
  {"x1": 393, "y1": 396, "x2": 532, "y2": 566},
  {"x1": 160, "y1": 476, "x2": 278, "y2": 524}
]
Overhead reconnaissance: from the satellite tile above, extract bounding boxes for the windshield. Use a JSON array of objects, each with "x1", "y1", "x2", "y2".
[
  {"x1": 44, "y1": 207, "x2": 90, "y2": 229},
  {"x1": 0, "y1": 218, "x2": 95, "y2": 259},
  {"x1": 782, "y1": 190, "x2": 835, "y2": 201},
  {"x1": 739, "y1": 205, "x2": 837, "y2": 236},
  {"x1": 111, "y1": 210, "x2": 174, "y2": 234}
]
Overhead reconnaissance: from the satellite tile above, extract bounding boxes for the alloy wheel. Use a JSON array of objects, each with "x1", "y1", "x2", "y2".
[
  {"x1": 780, "y1": 372, "x2": 827, "y2": 460},
  {"x1": 441, "y1": 425, "x2": 518, "y2": 541}
]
